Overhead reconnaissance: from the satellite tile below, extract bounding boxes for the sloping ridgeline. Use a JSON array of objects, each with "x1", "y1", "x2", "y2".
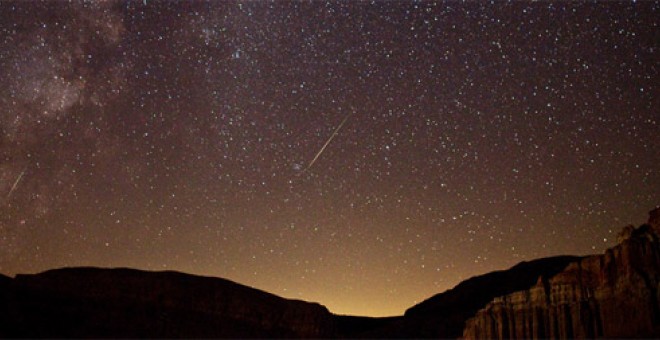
[{"x1": 0, "y1": 267, "x2": 336, "y2": 338}]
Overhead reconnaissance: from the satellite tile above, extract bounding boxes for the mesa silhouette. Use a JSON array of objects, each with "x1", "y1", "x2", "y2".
[{"x1": 2, "y1": 208, "x2": 659, "y2": 338}]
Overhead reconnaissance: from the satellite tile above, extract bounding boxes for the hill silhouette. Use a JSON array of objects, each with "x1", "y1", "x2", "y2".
[{"x1": 1, "y1": 208, "x2": 658, "y2": 338}]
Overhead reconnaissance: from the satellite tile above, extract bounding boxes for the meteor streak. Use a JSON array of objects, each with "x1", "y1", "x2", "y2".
[
  {"x1": 6, "y1": 167, "x2": 27, "y2": 200},
  {"x1": 304, "y1": 111, "x2": 352, "y2": 172}
]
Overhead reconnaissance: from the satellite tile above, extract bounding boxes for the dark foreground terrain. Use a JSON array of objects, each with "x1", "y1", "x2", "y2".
[{"x1": 2, "y1": 208, "x2": 659, "y2": 338}]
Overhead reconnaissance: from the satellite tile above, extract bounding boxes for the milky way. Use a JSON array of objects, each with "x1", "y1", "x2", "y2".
[{"x1": 0, "y1": 1, "x2": 658, "y2": 316}]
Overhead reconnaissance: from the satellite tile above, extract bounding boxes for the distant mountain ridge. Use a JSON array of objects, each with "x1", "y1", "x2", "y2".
[
  {"x1": 1, "y1": 208, "x2": 658, "y2": 338},
  {"x1": 1, "y1": 267, "x2": 335, "y2": 338}
]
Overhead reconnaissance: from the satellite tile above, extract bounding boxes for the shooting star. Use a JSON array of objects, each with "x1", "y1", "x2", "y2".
[
  {"x1": 6, "y1": 167, "x2": 27, "y2": 200},
  {"x1": 304, "y1": 110, "x2": 353, "y2": 172}
]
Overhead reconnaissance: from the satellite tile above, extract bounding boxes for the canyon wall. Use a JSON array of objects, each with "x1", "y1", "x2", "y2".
[{"x1": 463, "y1": 208, "x2": 660, "y2": 339}]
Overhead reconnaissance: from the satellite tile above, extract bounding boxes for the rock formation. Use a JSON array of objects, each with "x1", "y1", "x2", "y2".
[
  {"x1": 397, "y1": 256, "x2": 580, "y2": 338},
  {"x1": 463, "y1": 208, "x2": 660, "y2": 339}
]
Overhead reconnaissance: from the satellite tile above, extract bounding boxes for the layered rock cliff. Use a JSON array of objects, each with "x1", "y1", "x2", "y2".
[
  {"x1": 463, "y1": 208, "x2": 660, "y2": 339},
  {"x1": 398, "y1": 256, "x2": 580, "y2": 338}
]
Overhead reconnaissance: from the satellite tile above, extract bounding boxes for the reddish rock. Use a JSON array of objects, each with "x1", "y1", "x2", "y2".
[{"x1": 463, "y1": 208, "x2": 660, "y2": 339}]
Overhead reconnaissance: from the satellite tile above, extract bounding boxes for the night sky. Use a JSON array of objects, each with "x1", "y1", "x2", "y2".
[{"x1": 0, "y1": 1, "x2": 658, "y2": 317}]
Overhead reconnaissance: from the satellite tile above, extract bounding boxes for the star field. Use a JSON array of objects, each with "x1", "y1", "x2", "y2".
[{"x1": 0, "y1": 1, "x2": 658, "y2": 316}]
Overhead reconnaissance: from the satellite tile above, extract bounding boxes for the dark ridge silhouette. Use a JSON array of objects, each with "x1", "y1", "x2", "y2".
[
  {"x1": 0, "y1": 258, "x2": 580, "y2": 338},
  {"x1": 1, "y1": 207, "x2": 658, "y2": 338},
  {"x1": 1, "y1": 267, "x2": 335, "y2": 338}
]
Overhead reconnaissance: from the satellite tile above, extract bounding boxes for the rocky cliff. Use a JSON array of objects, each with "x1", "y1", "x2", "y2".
[
  {"x1": 463, "y1": 208, "x2": 660, "y2": 339},
  {"x1": 398, "y1": 256, "x2": 580, "y2": 338}
]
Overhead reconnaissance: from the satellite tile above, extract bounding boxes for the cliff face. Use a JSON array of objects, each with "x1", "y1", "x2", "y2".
[
  {"x1": 398, "y1": 256, "x2": 580, "y2": 338},
  {"x1": 1, "y1": 267, "x2": 335, "y2": 338},
  {"x1": 463, "y1": 208, "x2": 660, "y2": 339}
]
